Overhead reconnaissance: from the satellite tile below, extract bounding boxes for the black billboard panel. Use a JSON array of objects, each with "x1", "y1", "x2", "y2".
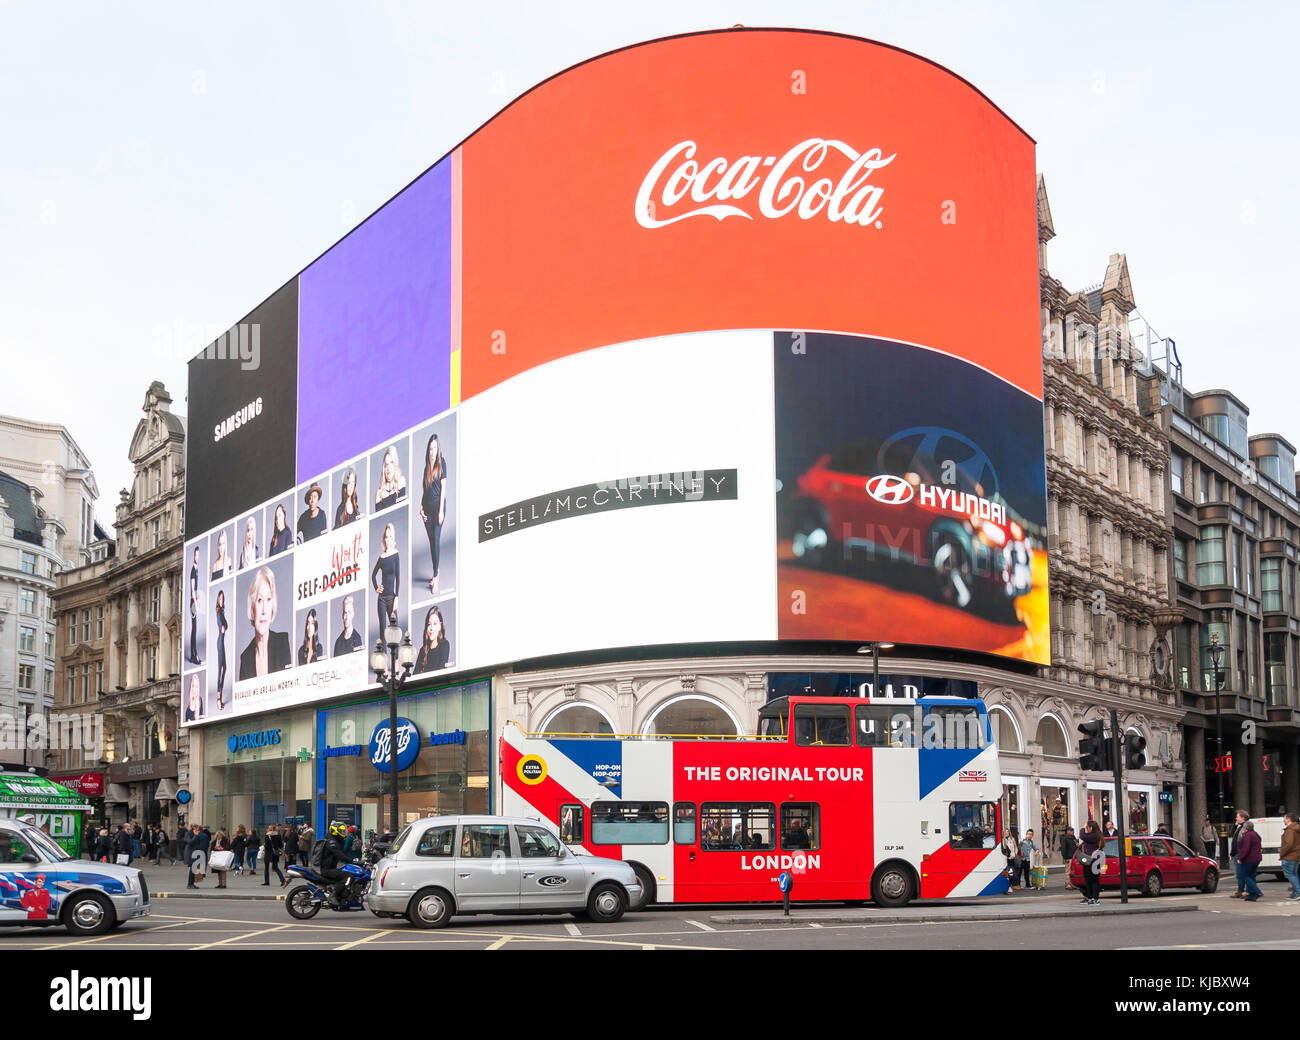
[{"x1": 185, "y1": 280, "x2": 299, "y2": 538}]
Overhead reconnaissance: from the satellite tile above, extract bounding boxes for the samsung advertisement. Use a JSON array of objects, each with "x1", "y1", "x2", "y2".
[{"x1": 183, "y1": 28, "x2": 1048, "y2": 727}]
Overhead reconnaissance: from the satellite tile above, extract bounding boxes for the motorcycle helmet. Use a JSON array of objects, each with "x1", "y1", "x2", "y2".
[{"x1": 328, "y1": 820, "x2": 347, "y2": 838}]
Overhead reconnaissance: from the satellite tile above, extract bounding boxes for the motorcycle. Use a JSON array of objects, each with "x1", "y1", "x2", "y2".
[{"x1": 284, "y1": 836, "x2": 398, "y2": 920}]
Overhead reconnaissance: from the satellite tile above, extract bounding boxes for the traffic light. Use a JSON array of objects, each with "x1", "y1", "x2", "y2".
[
  {"x1": 1078, "y1": 720, "x2": 1112, "y2": 771},
  {"x1": 1124, "y1": 732, "x2": 1147, "y2": 770}
]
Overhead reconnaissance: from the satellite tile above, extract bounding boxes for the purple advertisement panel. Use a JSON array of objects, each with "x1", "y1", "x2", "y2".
[{"x1": 296, "y1": 159, "x2": 453, "y2": 482}]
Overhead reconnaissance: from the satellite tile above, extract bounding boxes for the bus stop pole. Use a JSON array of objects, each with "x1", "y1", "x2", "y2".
[{"x1": 1111, "y1": 709, "x2": 1128, "y2": 905}]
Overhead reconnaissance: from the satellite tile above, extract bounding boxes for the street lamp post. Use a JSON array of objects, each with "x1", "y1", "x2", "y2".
[
  {"x1": 371, "y1": 614, "x2": 415, "y2": 840},
  {"x1": 1207, "y1": 633, "x2": 1227, "y2": 865},
  {"x1": 858, "y1": 642, "x2": 896, "y2": 697}
]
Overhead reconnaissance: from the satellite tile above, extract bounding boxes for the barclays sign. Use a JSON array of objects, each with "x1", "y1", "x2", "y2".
[{"x1": 228, "y1": 728, "x2": 282, "y2": 753}]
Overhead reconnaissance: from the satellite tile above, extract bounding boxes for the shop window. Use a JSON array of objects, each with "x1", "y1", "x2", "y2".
[
  {"x1": 542, "y1": 703, "x2": 614, "y2": 737},
  {"x1": 780, "y1": 803, "x2": 820, "y2": 851},
  {"x1": 989, "y1": 708, "x2": 1021, "y2": 753},
  {"x1": 1035, "y1": 715, "x2": 1069, "y2": 758},
  {"x1": 949, "y1": 802, "x2": 997, "y2": 850},
  {"x1": 644, "y1": 697, "x2": 738, "y2": 738},
  {"x1": 591, "y1": 802, "x2": 668, "y2": 845},
  {"x1": 416, "y1": 825, "x2": 455, "y2": 857},
  {"x1": 701, "y1": 803, "x2": 775, "y2": 851},
  {"x1": 674, "y1": 802, "x2": 696, "y2": 845},
  {"x1": 459, "y1": 824, "x2": 510, "y2": 858},
  {"x1": 559, "y1": 804, "x2": 584, "y2": 845},
  {"x1": 794, "y1": 703, "x2": 850, "y2": 746}
]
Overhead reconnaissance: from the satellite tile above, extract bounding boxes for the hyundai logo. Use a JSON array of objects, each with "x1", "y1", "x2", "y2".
[{"x1": 865, "y1": 474, "x2": 915, "y2": 504}]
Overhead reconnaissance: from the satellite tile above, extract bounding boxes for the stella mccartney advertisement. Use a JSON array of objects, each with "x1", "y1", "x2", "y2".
[{"x1": 183, "y1": 28, "x2": 1049, "y2": 726}]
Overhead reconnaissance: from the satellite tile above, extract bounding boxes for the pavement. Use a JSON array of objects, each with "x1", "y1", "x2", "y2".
[{"x1": 131, "y1": 856, "x2": 302, "y2": 899}]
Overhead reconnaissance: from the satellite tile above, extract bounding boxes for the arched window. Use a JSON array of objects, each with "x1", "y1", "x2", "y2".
[
  {"x1": 540, "y1": 703, "x2": 615, "y2": 737},
  {"x1": 1035, "y1": 714, "x2": 1070, "y2": 758},
  {"x1": 988, "y1": 707, "x2": 1022, "y2": 753},
  {"x1": 144, "y1": 717, "x2": 162, "y2": 759},
  {"x1": 643, "y1": 696, "x2": 740, "y2": 738}
]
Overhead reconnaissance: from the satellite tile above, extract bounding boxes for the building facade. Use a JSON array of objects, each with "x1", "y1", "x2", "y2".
[
  {"x1": 54, "y1": 383, "x2": 188, "y2": 828},
  {"x1": 0, "y1": 471, "x2": 63, "y2": 770},
  {"x1": 0, "y1": 412, "x2": 99, "y2": 568},
  {"x1": 1141, "y1": 367, "x2": 1300, "y2": 835}
]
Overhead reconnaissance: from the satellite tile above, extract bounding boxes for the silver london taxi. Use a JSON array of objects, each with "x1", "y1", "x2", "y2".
[
  {"x1": 365, "y1": 815, "x2": 642, "y2": 928},
  {"x1": 0, "y1": 819, "x2": 151, "y2": 935}
]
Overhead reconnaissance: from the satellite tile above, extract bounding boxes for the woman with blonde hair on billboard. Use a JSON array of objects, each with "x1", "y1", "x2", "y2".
[
  {"x1": 335, "y1": 466, "x2": 361, "y2": 528},
  {"x1": 374, "y1": 445, "x2": 406, "y2": 511},
  {"x1": 298, "y1": 607, "x2": 323, "y2": 666},
  {"x1": 238, "y1": 515, "x2": 260, "y2": 569},
  {"x1": 268, "y1": 503, "x2": 293, "y2": 556},
  {"x1": 415, "y1": 605, "x2": 450, "y2": 673},
  {"x1": 184, "y1": 674, "x2": 204, "y2": 722},
  {"x1": 239, "y1": 565, "x2": 291, "y2": 680},
  {"x1": 214, "y1": 589, "x2": 229, "y2": 709},
  {"x1": 211, "y1": 529, "x2": 232, "y2": 580},
  {"x1": 371, "y1": 522, "x2": 401, "y2": 634},
  {"x1": 418, "y1": 434, "x2": 448, "y2": 594}
]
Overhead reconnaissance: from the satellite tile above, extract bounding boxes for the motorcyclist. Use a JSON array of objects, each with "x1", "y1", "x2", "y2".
[{"x1": 318, "y1": 820, "x2": 360, "y2": 907}]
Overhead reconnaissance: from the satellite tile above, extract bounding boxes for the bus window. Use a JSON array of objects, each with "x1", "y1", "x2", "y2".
[
  {"x1": 948, "y1": 803, "x2": 997, "y2": 850},
  {"x1": 701, "y1": 803, "x2": 776, "y2": 850},
  {"x1": 591, "y1": 802, "x2": 669, "y2": 845},
  {"x1": 855, "y1": 705, "x2": 891, "y2": 747},
  {"x1": 924, "y1": 706, "x2": 985, "y2": 749},
  {"x1": 559, "y1": 804, "x2": 584, "y2": 845},
  {"x1": 758, "y1": 711, "x2": 787, "y2": 738},
  {"x1": 793, "y1": 704, "x2": 850, "y2": 746},
  {"x1": 780, "y1": 803, "x2": 820, "y2": 851},
  {"x1": 674, "y1": 802, "x2": 697, "y2": 844}
]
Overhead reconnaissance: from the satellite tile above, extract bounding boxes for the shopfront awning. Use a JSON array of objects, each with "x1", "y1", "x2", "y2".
[
  {"x1": 105, "y1": 784, "x2": 131, "y2": 803},
  {"x1": 155, "y1": 778, "x2": 179, "y2": 800}
]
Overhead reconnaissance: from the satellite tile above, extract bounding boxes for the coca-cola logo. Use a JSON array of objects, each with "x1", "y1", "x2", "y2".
[{"x1": 636, "y1": 138, "x2": 896, "y2": 229}]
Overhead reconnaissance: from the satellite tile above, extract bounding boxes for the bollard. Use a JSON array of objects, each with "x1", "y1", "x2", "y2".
[{"x1": 777, "y1": 870, "x2": 793, "y2": 915}]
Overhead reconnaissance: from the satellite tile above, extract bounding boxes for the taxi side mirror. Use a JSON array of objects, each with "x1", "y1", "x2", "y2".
[{"x1": 21, "y1": 852, "x2": 39, "y2": 864}]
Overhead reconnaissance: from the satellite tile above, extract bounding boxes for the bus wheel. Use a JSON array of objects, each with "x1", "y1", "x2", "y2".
[
  {"x1": 871, "y1": 863, "x2": 915, "y2": 908},
  {"x1": 629, "y1": 864, "x2": 656, "y2": 910}
]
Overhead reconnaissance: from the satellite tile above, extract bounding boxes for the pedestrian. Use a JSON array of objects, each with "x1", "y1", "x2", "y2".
[
  {"x1": 156, "y1": 823, "x2": 175, "y2": 865},
  {"x1": 1229, "y1": 810, "x2": 1250, "y2": 897},
  {"x1": 1002, "y1": 829, "x2": 1021, "y2": 890},
  {"x1": 131, "y1": 821, "x2": 143, "y2": 859},
  {"x1": 110, "y1": 825, "x2": 130, "y2": 865},
  {"x1": 1104, "y1": 819, "x2": 1117, "y2": 838},
  {"x1": 246, "y1": 827, "x2": 259, "y2": 873},
  {"x1": 94, "y1": 827, "x2": 111, "y2": 863},
  {"x1": 299, "y1": 823, "x2": 315, "y2": 866},
  {"x1": 187, "y1": 823, "x2": 210, "y2": 890},
  {"x1": 1280, "y1": 812, "x2": 1300, "y2": 900},
  {"x1": 231, "y1": 825, "x2": 247, "y2": 877},
  {"x1": 1155, "y1": 823, "x2": 1170, "y2": 836},
  {"x1": 211, "y1": 830, "x2": 232, "y2": 889},
  {"x1": 1019, "y1": 829, "x2": 1039, "y2": 890},
  {"x1": 262, "y1": 823, "x2": 285, "y2": 887},
  {"x1": 1059, "y1": 826, "x2": 1079, "y2": 888},
  {"x1": 1079, "y1": 820, "x2": 1103, "y2": 905},
  {"x1": 283, "y1": 823, "x2": 300, "y2": 868},
  {"x1": 179, "y1": 824, "x2": 192, "y2": 871},
  {"x1": 1200, "y1": 816, "x2": 1217, "y2": 860},
  {"x1": 1235, "y1": 820, "x2": 1263, "y2": 902}
]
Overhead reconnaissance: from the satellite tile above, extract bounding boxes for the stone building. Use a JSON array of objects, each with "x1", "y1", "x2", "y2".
[
  {"x1": 54, "y1": 382, "x2": 188, "y2": 826},
  {"x1": 0, "y1": 412, "x2": 99, "y2": 567}
]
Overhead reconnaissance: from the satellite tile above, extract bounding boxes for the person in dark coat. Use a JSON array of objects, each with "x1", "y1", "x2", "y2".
[
  {"x1": 187, "y1": 823, "x2": 210, "y2": 889},
  {"x1": 1078, "y1": 821, "x2": 1103, "y2": 905},
  {"x1": 1058, "y1": 826, "x2": 1079, "y2": 884},
  {"x1": 262, "y1": 823, "x2": 285, "y2": 886},
  {"x1": 283, "y1": 825, "x2": 299, "y2": 868},
  {"x1": 231, "y1": 826, "x2": 248, "y2": 877},
  {"x1": 93, "y1": 827, "x2": 111, "y2": 862}
]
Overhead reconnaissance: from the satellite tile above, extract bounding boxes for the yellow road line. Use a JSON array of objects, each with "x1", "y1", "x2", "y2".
[{"x1": 192, "y1": 923, "x2": 294, "y2": 950}]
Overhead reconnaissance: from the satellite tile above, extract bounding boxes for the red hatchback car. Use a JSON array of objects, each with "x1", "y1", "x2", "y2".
[{"x1": 1069, "y1": 835, "x2": 1219, "y2": 896}]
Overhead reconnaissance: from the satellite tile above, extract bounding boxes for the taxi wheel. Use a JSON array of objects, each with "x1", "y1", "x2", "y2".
[
  {"x1": 407, "y1": 887, "x2": 454, "y2": 929},
  {"x1": 63, "y1": 892, "x2": 115, "y2": 936},
  {"x1": 1200, "y1": 868, "x2": 1218, "y2": 894},
  {"x1": 584, "y1": 883, "x2": 626, "y2": 924},
  {"x1": 1143, "y1": 871, "x2": 1163, "y2": 897}
]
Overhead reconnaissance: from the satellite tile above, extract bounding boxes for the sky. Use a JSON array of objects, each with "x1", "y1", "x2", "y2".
[{"x1": 1, "y1": 0, "x2": 1296, "y2": 527}]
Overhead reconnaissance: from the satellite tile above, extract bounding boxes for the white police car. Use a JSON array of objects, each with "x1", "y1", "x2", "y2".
[
  {"x1": 365, "y1": 815, "x2": 642, "y2": 928},
  {"x1": 0, "y1": 819, "x2": 151, "y2": 935}
]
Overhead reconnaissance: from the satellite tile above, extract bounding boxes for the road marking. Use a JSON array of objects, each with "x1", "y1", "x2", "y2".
[
  {"x1": 810, "y1": 923, "x2": 824, "y2": 928},
  {"x1": 564, "y1": 923, "x2": 582, "y2": 937},
  {"x1": 486, "y1": 936, "x2": 511, "y2": 950},
  {"x1": 335, "y1": 930, "x2": 388, "y2": 951},
  {"x1": 685, "y1": 920, "x2": 715, "y2": 932},
  {"x1": 38, "y1": 918, "x2": 192, "y2": 951},
  {"x1": 193, "y1": 923, "x2": 294, "y2": 950},
  {"x1": 1122, "y1": 937, "x2": 1300, "y2": 951}
]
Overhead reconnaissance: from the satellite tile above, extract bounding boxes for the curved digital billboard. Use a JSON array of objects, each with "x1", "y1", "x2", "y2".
[{"x1": 183, "y1": 28, "x2": 1048, "y2": 726}]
